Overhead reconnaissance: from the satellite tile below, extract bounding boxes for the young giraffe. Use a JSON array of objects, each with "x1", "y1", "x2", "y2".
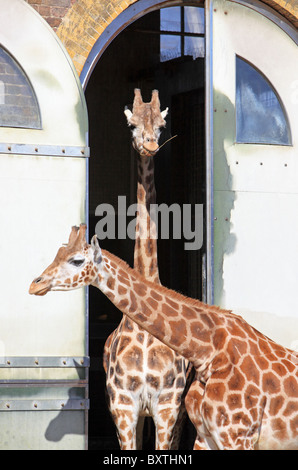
[
  {"x1": 103, "y1": 89, "x2": 187, "y2": 449},
  {"x1": 30, "y1": 224, "x2": 298, "y2": 450}
]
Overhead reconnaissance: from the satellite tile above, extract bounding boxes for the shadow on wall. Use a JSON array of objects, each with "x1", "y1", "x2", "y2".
[
  {"x1": 45, "y1": 379, "x2": 86, "y2": 443},
  {"x1": 213, "y1": 90, "x2": 237, "y2": 307}
]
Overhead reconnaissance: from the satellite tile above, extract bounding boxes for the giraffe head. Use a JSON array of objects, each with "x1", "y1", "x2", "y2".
[
  {"x1": 124, "y1": 88, "x2": 168, "y2": 157},
  {"x1": 29, "y1": 224, "x2": 102, "y2": 296}
]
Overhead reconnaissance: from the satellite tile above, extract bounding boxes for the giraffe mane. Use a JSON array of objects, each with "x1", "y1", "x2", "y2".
[
  {"x1": 102, "y1": 249, "x2": 237, "y2": 320},
  {"x1": 102, "y1": 249, "x2": 298, "y2": 359}
]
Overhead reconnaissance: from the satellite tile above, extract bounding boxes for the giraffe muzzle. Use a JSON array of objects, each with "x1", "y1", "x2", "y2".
[
  {"x1": 140, "y1": 135, "x2": 178, "y2": 157},
  {"x1": 141, "y1": 143, "x2": 159, "y2": 157},
  {"x1": 29, "y1": 276, "x2": 51, "y2": 296}
]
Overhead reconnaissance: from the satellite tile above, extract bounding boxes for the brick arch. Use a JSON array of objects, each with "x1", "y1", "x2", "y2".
[
  {"x1": 57, "y1": 0, "x2": 297, "y2": 77},
  {"x1": 57, "y1": 0, "x2": 138, "y2": 75}
]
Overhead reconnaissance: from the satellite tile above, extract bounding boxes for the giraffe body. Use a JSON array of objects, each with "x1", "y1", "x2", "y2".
[
  {"x1": 103, "y1": 318, "x2": 186, "y2": 449},
  {"x1": 30, "y1": 225, "x2": 298, "y2": 450},
  {"x1": 101, "y1": 90, "x2": 188, "y2": 449}
]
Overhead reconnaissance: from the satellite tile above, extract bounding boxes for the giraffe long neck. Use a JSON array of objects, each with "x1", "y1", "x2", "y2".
[
  {"x1": 134, "y1": 155, "x2": 159, "y2": 283},
  {"x1": 97, "y1": 250, "x2": 223, "y2": 369}
]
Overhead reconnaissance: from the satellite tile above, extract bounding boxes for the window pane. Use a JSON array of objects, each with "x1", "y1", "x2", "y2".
[
  {"x1": 0, "y1": 47, "x2": 41, "y2": 129},
  {"x1": 236, "y1": 57, "x2": 291, "y2": 145},
  {"x1": 160, "y1": 35, "x2": 181, "y2": 62},
  {"x1": 184, "y1": 7, "x2": 205, "y2": 34},
  {"x1": 160, "y1": 7, "x2": 181, "y2": 32},
  {"x1": 185, "y1": 37, "x2": 205, "y2": 59}
]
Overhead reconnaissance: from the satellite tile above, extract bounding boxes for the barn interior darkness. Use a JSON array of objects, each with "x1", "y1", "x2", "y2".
[{"x1": 85, "y1": 6, "x2": 206, "y2": 449}]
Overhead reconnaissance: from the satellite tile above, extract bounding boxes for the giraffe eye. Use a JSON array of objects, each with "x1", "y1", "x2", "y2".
[{"x1": 68, "y1": 258, "x2": 84, "y2": 267}]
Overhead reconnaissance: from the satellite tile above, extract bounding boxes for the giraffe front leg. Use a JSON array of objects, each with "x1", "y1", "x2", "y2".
[
  {"x1": 185, "y1": 380, "x2": 212, "y2": 450},
  {"x1": 193, "y1": 435, "x2": 210, "y2": 450},
  {"x1": 201, "y1": 386, "x2": 266, "y2": 450},
  {"x1": 212, "y1": 426, "x2": 257, "y2": 450},
  {"x1": 201, "y1": 401, "x2": 261, "y2": 450}
]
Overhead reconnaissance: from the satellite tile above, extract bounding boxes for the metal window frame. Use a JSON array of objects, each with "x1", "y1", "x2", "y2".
[{"x1": 0, "y1": 45, "x2": 42, "y2": 130}]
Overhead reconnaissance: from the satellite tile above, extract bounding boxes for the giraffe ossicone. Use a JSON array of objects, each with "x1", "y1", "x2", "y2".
[{"x1": 30, "y1": 224, "x2": 298, "y2": 450}]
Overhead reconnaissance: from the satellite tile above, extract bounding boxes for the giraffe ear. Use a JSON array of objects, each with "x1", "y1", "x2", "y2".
[
  {"x1": 124, "y1": 107, "x2": 139, "y2": 127},
  {"x1": 91, "y1": 235, "x2": 102, "y2": 264},
  {"x1": 124, "y1": 107, "x2": 133, "y2": 123},
  {"x1": 161, "y1": 107, "x2": 169, "y2": 120}
]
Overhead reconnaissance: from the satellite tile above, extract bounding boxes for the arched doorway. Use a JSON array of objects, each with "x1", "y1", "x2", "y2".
[
  {"x1": 83, "y1": 0, "x2": 298, "y2": 449},
  {"x1": 85, "y1": 2, "x2": 206, "y2": 449}
]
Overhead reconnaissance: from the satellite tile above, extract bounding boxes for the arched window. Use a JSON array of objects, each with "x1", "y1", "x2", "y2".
[
  {"x1": 0, "y1": 46, "x2": 41, "y2": 129},
  {"x1": 236, "y1": 56, "x2": 291, "y2": 145}
]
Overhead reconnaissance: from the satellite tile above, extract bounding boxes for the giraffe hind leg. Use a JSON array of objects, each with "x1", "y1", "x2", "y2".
[
  {"x1": 115, "y1": 419, "x2": 138, "y2": 450},
  {"x1": 185, "y1": 379, "x2": 211, "y2": 449},
  {"x1": 153, "y1": 406, "x2": 180, "y2": 450},
  {"x1": 110, "y1": 404, "x2": 140, "y2": 450}
]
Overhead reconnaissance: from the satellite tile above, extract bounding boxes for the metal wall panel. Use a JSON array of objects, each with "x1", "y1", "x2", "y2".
[
  {"x1": 0, "y1": 386, "x2": 88, "y2": 450},
  {"x1": 0, "y1": 0, "x2": 89, "y2": 449},
  {"x1": 212, "y1": 0, "x2": 298, "y2": 348}
]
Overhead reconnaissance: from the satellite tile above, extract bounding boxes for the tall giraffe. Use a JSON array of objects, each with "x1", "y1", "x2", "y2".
[
  {"x1": 103, "y1": 89, "x2": 187, "y2": 449},
  {"x1": 30, "y1": 225, "x2": 298, "y2": 450}
]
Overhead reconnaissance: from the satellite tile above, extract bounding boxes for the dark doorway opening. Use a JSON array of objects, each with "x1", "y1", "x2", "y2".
[{"x1": 85, "y1": 6, "x2": 206, "y2": 450}]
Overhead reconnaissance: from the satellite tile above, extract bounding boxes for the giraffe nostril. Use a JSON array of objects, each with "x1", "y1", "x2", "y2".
[{"x1": 34, "y1": 277, "x2": 43, "y2": 284}]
